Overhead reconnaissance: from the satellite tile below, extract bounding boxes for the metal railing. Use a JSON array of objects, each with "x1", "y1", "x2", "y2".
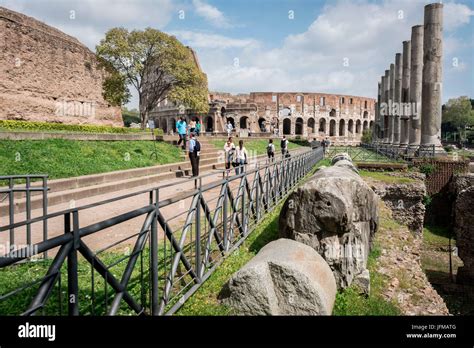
[
  {"x1": 0, "y1": 148, "x2": 323, "y2": 316},
  {"x1": 361, "y1": 143, "x2": 435, "y2": 161},
  {"x1": 0, "y1": 175, "x2": 49, "y2": 258}
]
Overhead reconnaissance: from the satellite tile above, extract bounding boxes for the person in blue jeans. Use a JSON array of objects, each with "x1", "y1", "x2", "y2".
[
  {"x1": 176, "y1": 117, "x2": 187, "y2": 150},
  {"x1": 235, "y1": 140, "x2": 248, "y2": 175}
]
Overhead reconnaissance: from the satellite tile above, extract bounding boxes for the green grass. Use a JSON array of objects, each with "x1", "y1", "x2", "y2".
[
  {"x1": 176, "y1": 204, "x2": 283, "y2": 315},
  {"x1": 423, "y1": 225, "x2": 453, "y2": 250},
  {"x1": 209, "y1": 139, "x2": 301, "y2": 156},
  {"x1": 0, "y1": 139, "x2": 182, "y2": 180},
  {"x1": 359, "y1": 170, "x2": 416, "y2": 184},
  {"x1": 332, "y1": 243, "x2": 401, "y2": 316},
  {"x1": 327, "y1": 146, "x2": 404, "y2": 163}
]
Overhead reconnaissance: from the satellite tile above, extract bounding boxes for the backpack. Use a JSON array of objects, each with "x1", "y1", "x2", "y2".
[
  {"x1": 194, "y1": 139, "x2": 201, "y2": 152},
  {"x1": 267, "y1": 144, "x2": 274, "y2": 155}
]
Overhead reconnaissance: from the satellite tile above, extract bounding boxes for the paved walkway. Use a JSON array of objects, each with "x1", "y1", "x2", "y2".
[{"x1": 1, "y1": 149, "x2": 305, "y2": 256}]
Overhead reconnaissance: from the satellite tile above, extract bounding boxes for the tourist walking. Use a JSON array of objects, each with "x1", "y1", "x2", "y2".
[
  {"x1": 322, "y1": 137, "x2": 327, "y2": 154},
  {"x1": 223, "y1": 137, "x2": 235, "y2": 175},
  {"x1": 189, "y1": 118, "x2": 196, "y2": 134},
  {"x1": 267, "y1": 139, "x2": 275, "y2": 162},
  {"x1": 226, "y1": 121, "x2": 233, "y2": 137},
  {"x1": 195, "y1": 119, "x2": 201, "y2": 136},
  {"x1": 235, "y1": 140, "x2": 248, "y2": 175},
  {"x1": 188, "y1": 132, "x2": 201, "y2": 177},
  {"x1": 281, "y1": 136, "x2": 288, "y2": 157},
  {"x1": 176, "y1": 117, "x2": 187, "y2": 150}
]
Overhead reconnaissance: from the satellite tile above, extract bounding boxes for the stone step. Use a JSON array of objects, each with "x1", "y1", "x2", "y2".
[{"x1": 1, "y1": 157, "x2": 223, "y2": 217}]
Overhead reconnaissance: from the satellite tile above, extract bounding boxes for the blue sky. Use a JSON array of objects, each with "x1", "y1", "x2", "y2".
[{"x1": 2, "y1": 0, "x2": 473, "y2": 108}]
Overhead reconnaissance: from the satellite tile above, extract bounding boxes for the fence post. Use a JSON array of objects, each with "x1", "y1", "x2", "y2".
[
  {"x1": 195, "y1": 179, "x2": 202, "y2": 281},
  {"x1": 150, "y1": 189, "x2": 159, "y2": 315},
  {"x1": 67, "y1": 211, "x2": 79, "y2": 316}
]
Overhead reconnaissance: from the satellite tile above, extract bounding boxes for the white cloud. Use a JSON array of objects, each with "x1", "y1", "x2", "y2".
[
  {"x1": 444, "y1": 2, "x2": 474, "y2": 31},
  {"x1": 192, "y1": 0, "x2": 231, "y2": 28},
  {"x1": 172, "y1": 30, "x2": 259, "y2": 49}
]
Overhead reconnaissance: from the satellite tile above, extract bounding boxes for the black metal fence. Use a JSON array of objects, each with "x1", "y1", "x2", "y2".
[
  {"x1": 361, "y1": 143, "x2": 435, "y2": 161},
  {"x1": 0, "y1": 175, "x2": 49, "y2": 258},
  {"x1": 0, "y1": 148, "x2": 323, "y2": 316}
]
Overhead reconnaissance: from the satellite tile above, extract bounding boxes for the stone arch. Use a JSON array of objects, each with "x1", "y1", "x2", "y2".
[
  {"x1": 369, "y1": 121, "x2": 374, "y2": 131},
  {"x1": 283, "y1": 118, "x2": 292, "y2": 135},
  {"x1": 221, "y1": 107, "x2": 226, "y2": 117},
  {"x1": 227, "y1": 117, "x2": 235, "y2": 129},
  {"x1": 205, "y1": 116, "x2": 213, "y2": 132},
  {"x1": 295, "y1": 117, "x2": 304, "y2": 135},
  {"x1": 329, "y1": 119, "x2": 336, "y2": 136},
  {"x1": 363, "y1": 120, "x2": 368, "y2": 131},
  {"x1": 363, "y1": 111, "x2": 368, "y2": 118},
  {"x1": 258, "y1": 117, "x2": 267, "y2": 132},
  {"x1": 307, "y1": 117, "x2": 316, "y2": 134},
  {"x1": 329, "y1": 109, "x2": 336, "y2": 117},
  {"x1": 240, "y1": 116, "x2": 249, "y2": 129},
  {"x1": 339, "y1": 119, "x2": 345, "y2": 136},
  {"x1": 356, "y1": 120, "x2": 361, "y2": 134},
  {"x1": 348, "y1": 119, "x2": 354, "y2": 134},
  {"x1": 160, "y1": 118, "x2": 168, "y2": 133},
  {"x1": 170, "y1": 118, "x2": 176, "y2": 132},
  {"x1": 319, "y1": 118, "x2": 326, "y2": 133}
]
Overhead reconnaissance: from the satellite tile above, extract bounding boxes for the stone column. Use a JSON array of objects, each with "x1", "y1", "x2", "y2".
[
  {"x1": 388, "y1": 64, "x2": 395, "y2": 144},
  {"x1": 393, "y1": 53, "x2": 402, "y2": 145},
  {"x1": 421, "y1": 3, "x2": 444, "y2": 151},
  {"x1": 383, "y1": 70, "x2": 390, "y2": 143},
  {"x1": 400, "y1": 40, "x2": 411, "y2": 147},
  {"x1": 375, "y1": 81, "x2": 381, "y2": 142},
  {"x1": 409, "y1": 25, "x2": 423, "y2": 146}
]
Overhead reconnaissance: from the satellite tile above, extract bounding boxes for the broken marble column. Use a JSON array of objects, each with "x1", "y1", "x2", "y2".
[
  {"x1": 421, "y1": 3, "x2": 444, "y2": 151},
  {"x1": 409, "y1": 25, "x2": 423, "y2": 147},
  {"x1": 375, "y1": 81, "x2": 382, "y2": 142},
  {"x1": 393, "y1": 53, "x2": 402, "y2": 145},
  {"x1": 400, "y1": 41, "x2": 411, "y2": 147},
  {"x1": 388, "y1": 64, "x2": 395, "y2": 144}
]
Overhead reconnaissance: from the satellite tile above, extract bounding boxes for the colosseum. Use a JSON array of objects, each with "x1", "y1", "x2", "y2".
[
  {"x1": 0, "y1": 7, "x2": 122, "y2": 126},
  {"x1": 151, "y1": 91, "x2": 376, "y2": 145}
]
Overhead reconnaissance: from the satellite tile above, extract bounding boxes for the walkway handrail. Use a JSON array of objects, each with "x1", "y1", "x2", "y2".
[{"x1": 0, "y1": 147, "x2": 324, "y2": 316}]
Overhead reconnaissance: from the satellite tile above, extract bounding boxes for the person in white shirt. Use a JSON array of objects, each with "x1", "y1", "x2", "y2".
[
  {"x1": 223, "y1": 137, "x2": 235, "y2": 175},
  {"x1": 226, "y1": 121, "x2": 233, "y2": 136},
  {"x1": 235, "y1": 140, "x2": 248, "y2": 175}
]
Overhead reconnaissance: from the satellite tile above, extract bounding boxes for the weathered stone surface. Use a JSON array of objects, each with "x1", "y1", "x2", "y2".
[
  {"x1": 0, "y1": 7, "x2": 122, "y2": 126},
  {"x1": 221, "y1": 239, "x2": 337, "y2": 315},
  {"x1": 353, "y1": 269, "x2": 370, "y2": 296},
  {"x1": 279, "y1": 154, "x2": 379, "y2": 289},
  {"x1": 452, "y1": 174, "x2": 474, "y2": 285},
  {"x1": 369, "y1": 176, "x2": 426, "y2": 234}
]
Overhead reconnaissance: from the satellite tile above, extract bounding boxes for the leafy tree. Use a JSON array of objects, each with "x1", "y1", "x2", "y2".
[
  {"x1": 361, "y1": 128, "x2": 372, "y2": 144},
  {"x1": 97, "y1": 28, "x2": 209, "y2": 129},
  {"x1": 442, "y1": 96, "x2": 474, "y2": 142}
]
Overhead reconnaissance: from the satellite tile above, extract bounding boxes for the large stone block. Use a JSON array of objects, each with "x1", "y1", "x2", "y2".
[
  {"x1": 279, "y1": 155, "x2": 378, "y2": 289},
  {"x1": 221, "y1": 239, "x2": 337, "y2": 315}
]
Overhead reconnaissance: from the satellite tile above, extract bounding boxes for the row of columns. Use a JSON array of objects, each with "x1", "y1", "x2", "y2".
[{"x1": 374, "y1": 3, "x2": 444, "y2": 152}]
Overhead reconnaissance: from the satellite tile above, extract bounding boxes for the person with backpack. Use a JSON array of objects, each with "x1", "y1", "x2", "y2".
[
  {"x1": 267, "y1": 139, "x2": 275, "y2": 162},
  {"x1": 188, "y1": 132, "x2": 201, "y2": 177},
  {"x1": 235, "y1": 140, "x2": 248, "y2": 175},
  {"x1": 176, "y1": 117, "x2": 187, "y2": 150},
  {"x1": 281, "y1": 136, "x2": 288, "y2": 157},
  {"x1": 223, "y1": 137, "x2": 235, "y2": 175}
]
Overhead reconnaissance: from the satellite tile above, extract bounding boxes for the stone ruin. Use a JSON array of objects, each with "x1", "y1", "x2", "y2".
[
  {"x1": 221, "y1": 154, "x2": 379, "y2": 315},
  {"x1": 279, "y1": 153, "x2": 379, "y2": 291},
  {"x1": 0, "y1": 7, "x2": 122, "y2": 126}
]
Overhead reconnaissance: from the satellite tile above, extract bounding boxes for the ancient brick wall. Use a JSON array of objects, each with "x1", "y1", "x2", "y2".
[
  {"x1": 0, "y1": 7, "x2": 122, "y2": 126},
  {"x1": 414, "y1": 159, "x2": 470, "y2": 195}
]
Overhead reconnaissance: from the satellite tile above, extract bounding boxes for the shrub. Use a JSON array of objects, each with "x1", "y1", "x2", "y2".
[
  {"x1": 0, "y1": 120, "x2": 144, "y2": 134},
  {"x1": 419, "y1": 163, "x2": 435, "y2": 176},
  {"x1": 361, "y1": 129, "x2": 372, "y2": 144}
]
